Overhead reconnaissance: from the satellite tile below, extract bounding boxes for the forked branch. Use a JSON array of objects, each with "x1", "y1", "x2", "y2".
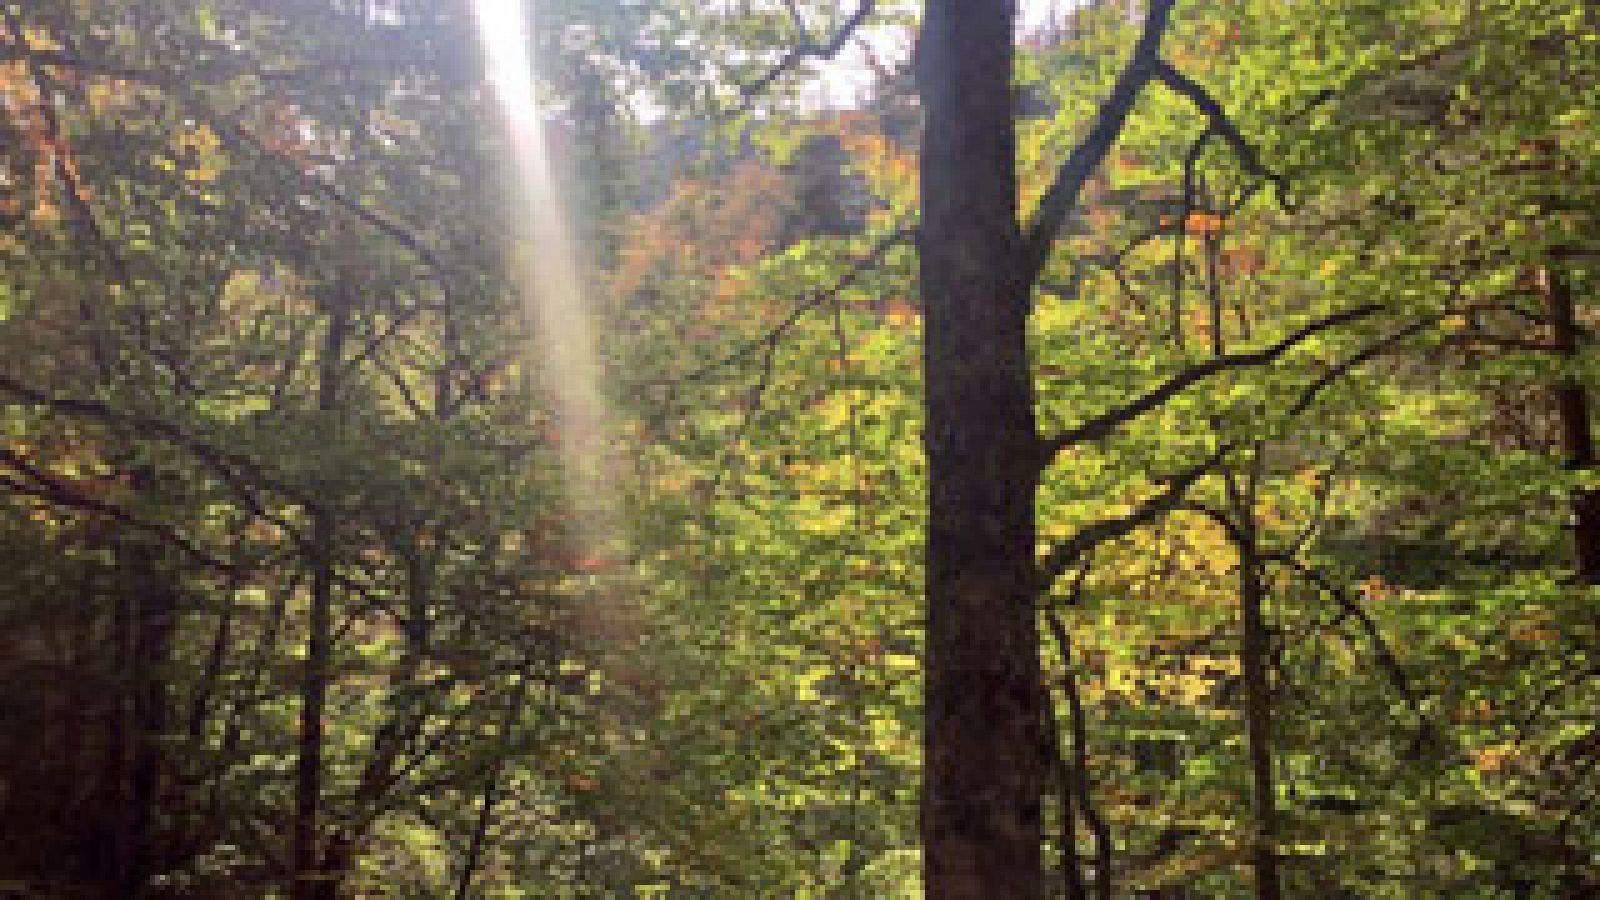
[{"x1": 740, "y1": 1, "x2": 878, "y2": 101}]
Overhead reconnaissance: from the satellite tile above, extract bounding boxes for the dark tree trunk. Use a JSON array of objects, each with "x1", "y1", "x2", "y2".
[
  {"x1": 918, "y1": 1, "x2": 1044, "y2": 896},
  {"x1": 1543, "y1": 267, "x2": 1600, "y2": 584},
  {"x1": 293, "y1": 477, "x2": 336, "y2": 900},
  {"x1": 103, "y1": 541, "x2": 178, "y2": 898},
  {"x1": 1217, "y1": 460, "x2": 1281, "y2": 900},
  {"x1": 1237, "y1": 531, "x2": 1281, "y2": 900},
  {"x1": 105, "y1": 577, "x2": 135, "y2": 891},
  {"x1": 294, "y1": 289, "x2": 349, "y2": 900},
  {"x1": 127, "y1": 545, "x2": 178, "y2": 896}
]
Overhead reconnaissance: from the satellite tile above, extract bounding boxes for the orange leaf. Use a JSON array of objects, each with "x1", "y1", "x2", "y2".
[
  {"x1": 1184, "y1": 212, "x2": 1224, "y2": 235},
  {"x1": 885, "y1": 298, "x2": 919, "y2": 325}
]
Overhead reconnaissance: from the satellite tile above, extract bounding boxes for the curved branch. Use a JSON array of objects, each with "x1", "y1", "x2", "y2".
[
  {"x1": 1021, "y1": 0, "x2": 1177, "y2": 285},
  {"x1": 1039, "y1": 441, "x2": 1232, "y2": 589},
  {"x1": 739, "y1": 1, "x2": 878, "y2": 102},
  {"x1": 1154, "y1": 60, "x2": 1276, "y2": 191},
  {"x1": 643, "y1": 225, "x2": 914, "y2": 390},
  {"x1": 0, "y1": 452, "x2": 234, "y2": 574},
  {"x1": 1039, "y1": 304, "x2": 1382, "y2": 467}
]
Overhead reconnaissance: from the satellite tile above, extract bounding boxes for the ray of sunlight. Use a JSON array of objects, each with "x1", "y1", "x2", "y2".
[{"x1": 472, "y1": 0, "x2": 627, "y2": 610}]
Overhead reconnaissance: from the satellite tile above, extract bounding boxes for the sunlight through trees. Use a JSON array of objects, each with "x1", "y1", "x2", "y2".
[{"x1": 0, "y1": 1, "x2": 1596, "y2": 896}]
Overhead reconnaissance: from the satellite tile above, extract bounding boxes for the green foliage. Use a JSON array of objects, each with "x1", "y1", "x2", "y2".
[{"x1": 1, "y1": 0, "x2": 1597, "y2": 896}]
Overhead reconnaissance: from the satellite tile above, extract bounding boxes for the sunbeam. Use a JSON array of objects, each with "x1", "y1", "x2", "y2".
[{"x1": 472, "y1": 0, "x2": 624, "y2": 594}]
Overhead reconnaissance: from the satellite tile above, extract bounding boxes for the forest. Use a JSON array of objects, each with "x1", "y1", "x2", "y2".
[{"x1": 0, "y1": 0, "x2": 1597, "y2": 897}]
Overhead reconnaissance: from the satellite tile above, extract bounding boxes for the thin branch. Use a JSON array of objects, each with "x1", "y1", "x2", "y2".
[
  {"x1": 1039, "y1": 304, "x2": 1381, "y2": 467},
  {"x1": 1270, "y1": 557, "x2": 1428, "y2": 728},
  {"x1": 1281, "y1": 316, "x2": 1437, "y2": 423},
  {"x1": 1038, "y1": 307, "x2": 1444, "y2": 590},
  {"x1": 0, "y1": 452, "x2": 234, "y2": 574},
  {"x1": 1443, "y1": 332, "x2": 1567, "y2": 354},
  {"x1": 0, "y1": 44, "x2": 444, "y2": 87},
  {"x1": 1276, "y1": 436, "x2": 1365, "y2": 562},
  {"x1": 0, "y1": 372, "x2": 307, "y2": 511},
  {"x1": 644, "y1": 226, "x2": 913, "y2": 391},
  {"x1": 1046, "y1": 608, "x2": 1113, "y2": 900},
  {"x1": 1154, "y1": 60, "x2": 1276, "y2": 192},
  {"x1": 4, "y1": 9, "x2": 119, "y2": 377},
  {"x1": 4, "y1": 28, "x2": 458, "y2": 285},
  {"x1": 739, "y1": 1, "x2": 878, "y2": 102},
  {"x1": 1039, "y1": 442, "x2": 1233, "y2": 589}
]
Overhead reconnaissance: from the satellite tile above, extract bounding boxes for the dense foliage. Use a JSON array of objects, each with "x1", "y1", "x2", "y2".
[{"x1": 0, "y1": 0, "x2": 1596, "y2": 896}]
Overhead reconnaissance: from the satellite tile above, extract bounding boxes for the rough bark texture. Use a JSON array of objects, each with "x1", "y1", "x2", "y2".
[
  {"x1": 918, "y1": 1, "x2": 1044, "y2": 896},
  {"x1": 1544, "y1": 267, "x2": 1600, "y2": 584}
]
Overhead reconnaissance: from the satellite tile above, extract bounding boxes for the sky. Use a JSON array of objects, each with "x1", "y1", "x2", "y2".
[{"x1": 811, "y1": 0, "x2": 1088, "y2": 106}]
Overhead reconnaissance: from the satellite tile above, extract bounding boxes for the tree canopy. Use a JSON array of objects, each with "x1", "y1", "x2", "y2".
[{"x1": 1, "y1": 0, "x2": 1597, "y2": 897}]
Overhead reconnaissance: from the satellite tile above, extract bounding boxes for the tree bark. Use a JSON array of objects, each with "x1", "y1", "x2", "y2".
[
  {"x1": 294, "y1": 287, "x2": 349, "y2": 900},
  {"x1": 1543, "y1": 266, "x2": 1600, "y2": 584},
  {"x1": 127, "y1": 543, "x2": 177, "y2": 897},
  {"x1": 102, "y1": 540, "x2": 178, "y2": 898},
  {"x1": 918, "y1": 1, "x2": 1044, "y2": 896},
  {"x1": 105, "y1": 574, "x2": 135, "y2": 891},
  {"x1": 1232, "y1": 491, "x2": 1281, "y2": 900}
]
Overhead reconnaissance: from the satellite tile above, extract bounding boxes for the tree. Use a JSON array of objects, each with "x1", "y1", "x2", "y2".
[
  {"x1": 916, "y1": 2, "x2": 1044, "y2": 894},
  {"x1": 916, "y1": 1, "x2": 1269, "y2": 892},
  {"x1": 3, "y1": 0, "x2": 1598, "y2": 895}
]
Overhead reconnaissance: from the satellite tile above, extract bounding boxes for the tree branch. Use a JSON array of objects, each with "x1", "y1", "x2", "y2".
[
  {"x1": 1021, "y1": 0, "x2": 1177, "y2": 284},
  {"x1": 0, "y1": 450, "x2": 234, "y2": 574},
  {"x1": 739, "y1": 1, "x2": 878, "y2": 102},
  {"x1": 1269, "y1": 556, "x2": 1433, "y2": 737},
  {"x1": 0, "y1": 27, "x2": 458, "y2": 287},
  {"x1": 643, "y1": 225, "x2": 913, "y2": 391},
  {"x1": 1037, "y1": 307, "x2": 1445, "y2": 591},
  {"x1": 1153, "y1": 60, "x2": 1276, "y2": 191},
  {"x1": 1039, "y1": 304, "x2": 1381, "y2": 467},
  {"x1": 1039, "y1": 442, "x2": 1232, "y2": 589}
]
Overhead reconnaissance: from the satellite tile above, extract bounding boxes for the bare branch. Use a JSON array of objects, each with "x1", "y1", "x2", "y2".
[{"x1": 739, "y1": 1, "x2": 878, "y2": 102}]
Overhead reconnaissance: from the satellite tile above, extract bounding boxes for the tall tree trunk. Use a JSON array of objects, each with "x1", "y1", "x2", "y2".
[
  {"x1": 918, "y1": 2, "x2": 1044, "y2": 896},
  {"x1": 294, "y1": 517, "x2": 335, "y2": 900},
  {"x1": 1543, "y1": 266, "x2": 1600, "y2": 584},
  {"x1": 105, "y1": 576, "x2": 135, "y2": 891},
  {"x1": 294, "y1": 289, "x2": 349, "y2": 900},
  {"x1": 101, "y1": 540, "x2": 178, "y2": 897},
  {"x1": 127, "y1": 543, "x2": 177, "y2": 896},
  {"x1": 1233, "y1": 495, "x2": 1281, "y2": 900}
]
